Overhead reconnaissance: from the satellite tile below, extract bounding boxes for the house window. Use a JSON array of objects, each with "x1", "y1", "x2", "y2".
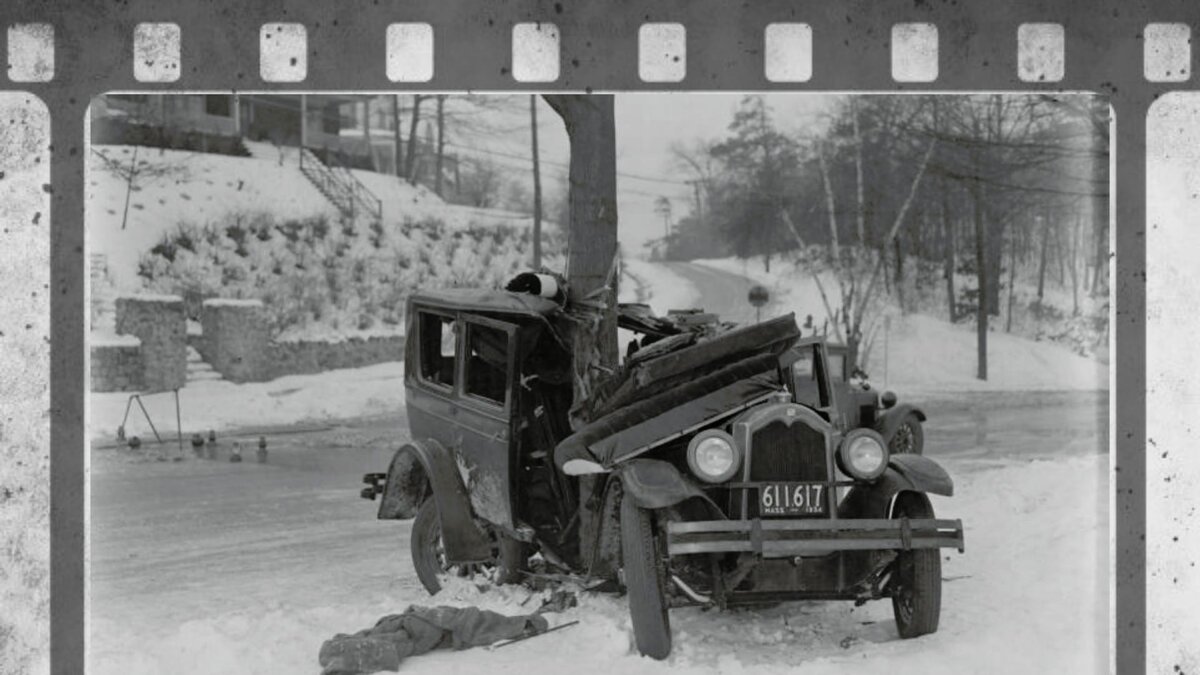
[
  {"x1": 204, "y1": 95, "x2": 232, "y2": 117},
  {"x1": 464, "y1": 322, "x2": 510, "y2": 407},
  {"x1": 322, "y1": 106, "x2": 341, "y2": 135},
  {"x1": 418, "y1": 312, "x2": 456, "y2": 388}
]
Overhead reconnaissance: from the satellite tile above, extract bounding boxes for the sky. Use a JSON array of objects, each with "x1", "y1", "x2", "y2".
[{"x1": 460, "y1": 93, "x2": 838, "y2": 255}]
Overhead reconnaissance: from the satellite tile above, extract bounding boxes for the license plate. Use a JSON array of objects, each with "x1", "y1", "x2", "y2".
[{"x1": 759, "y1": 483, "x2": 826, "y2": 516}]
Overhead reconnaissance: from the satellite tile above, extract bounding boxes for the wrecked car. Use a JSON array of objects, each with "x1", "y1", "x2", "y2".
[{"x1": 362, "y1": 284, "x2": 964, "y2": 660}]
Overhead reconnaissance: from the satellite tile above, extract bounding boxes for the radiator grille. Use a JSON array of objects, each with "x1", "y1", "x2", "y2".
[{"x1": 748, "y1": 420, "x2": 828, "y2": 482}]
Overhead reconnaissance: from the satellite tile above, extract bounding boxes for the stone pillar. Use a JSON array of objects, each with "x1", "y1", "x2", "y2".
[
  {"x1": 114, "y1": 294, "x2": 187, "y2": 392},
  {"x1": 200, "y1": 299, "x2": 270, "y2": 382}
]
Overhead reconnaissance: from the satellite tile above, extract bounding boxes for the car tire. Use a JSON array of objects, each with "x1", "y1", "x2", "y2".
[
  {"x1": 410, "y1": 498, "x2": 448, "y2": 595},
  {"x1": 410, "y1": 498, "x2": 526, "y2": 595},
  {"x1": 890, "y1": 492, "x2": 942, "y2": 638},
  {"x1": 620, "y1": 493, "x2": 672, "y2": 660},
  {"x1": 889, "y1": 413, "x2": 924, "y2": 455}
]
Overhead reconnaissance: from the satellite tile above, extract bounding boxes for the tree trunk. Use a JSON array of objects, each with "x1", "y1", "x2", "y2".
[
  {"x1": 391, "y1": 95, "x2": 403, "y2": 178},
  {"x1": 434, "y1": 96, "x2": 446, "y2": 196},
  {"x1": 1090, "y1": 101, "x2": 1110, "y2": 297},
  {"x1": 404, "y1": 95, "x2": 423, "y2": 184},
  {"x1": 1070, "y1": 212, "x2": 1081, "y2": 315},
  {"x1": 1036, "y1": 211, "x2": 1049, "y2": 302},
  {"x1": 542, "y1": 94, "x2": 620, "y2": 427},
  {"x1": 971, "y1": 178, "x2": 988, "y2": 380},
  {"x1": 1005, "y1": 226, "x2": 1017, "y2": 333},
  {"x1": 894, "y1": 237, "x2": 904, "y2": 311},
  {"x1": 941, "y1": 178, "x2": 956, "y2": 322},
  {"x1": 530, "y1": 95, "x2": 543, "y2": 269}
]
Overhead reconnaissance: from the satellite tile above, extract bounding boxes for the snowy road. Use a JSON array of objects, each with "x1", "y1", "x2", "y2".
[
  {"x1": 655, "y1": 261, "x2": 780, "y2": 325},
  {"x1": 89, "y1": 388, "x2": 1108, "y2": 675}
]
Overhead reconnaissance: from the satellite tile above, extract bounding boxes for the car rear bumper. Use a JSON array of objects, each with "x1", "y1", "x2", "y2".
[{"x1": 666, "y1": 517, "x2": 965, "y2": 557}]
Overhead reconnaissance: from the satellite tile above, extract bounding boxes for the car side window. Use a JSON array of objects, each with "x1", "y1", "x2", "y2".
[
  {"x1": 464, "y1": 322, "x2": 510, "y2": 407},
  {"x1": 419, "y1": 312, "x2": 456, "y2": 388},
  {"x1": 792, "y1": 349, "x2": 822, "y2": 408},
  {"x1": 827, "y1": 352, "x2": 846, "y2": 382}
]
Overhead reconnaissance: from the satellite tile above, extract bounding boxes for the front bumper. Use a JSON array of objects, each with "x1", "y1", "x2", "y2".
[{"x1": 667, "y1": 517, "x2": 965, "y2": 557}]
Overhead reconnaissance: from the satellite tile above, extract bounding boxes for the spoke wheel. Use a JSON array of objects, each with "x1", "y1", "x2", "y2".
[
  {"x1": 410, "y1": 499, "x2": 523, "y2": 595},
  {"x1": 889, "y1": 413, "x2": 924, "y2": 455},
  {"x1": 889, "y1": 492, "x2": 942, "y2": 638}
]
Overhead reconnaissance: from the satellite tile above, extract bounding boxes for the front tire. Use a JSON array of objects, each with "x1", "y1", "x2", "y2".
[
  {"x1": 889, "y1": 413, "x2": 924, "y2": 455},
  {"x1": 890, "y1": 492, "x2": 942, "y2": 638},
  {"x1": 620, "y1": 493, "x2": 672, "y2": 660}
]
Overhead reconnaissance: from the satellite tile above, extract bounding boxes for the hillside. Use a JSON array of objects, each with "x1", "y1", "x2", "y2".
[
  {"x1": 693, "y1": 255, "x2": 1107, "y2": 393},
  {"x1": 87, "y1": 144, "x2": 559, "y2": 340}
]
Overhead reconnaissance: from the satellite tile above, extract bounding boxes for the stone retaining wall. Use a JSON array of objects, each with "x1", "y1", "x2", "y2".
[
  {"x1": 90, "y1": 335, "x2": 143, "y2": 393},
  {"x1": 198, "y1": 299, "x2": 271, "y2": 383},
  {"x1": 268, "y1": 335, "x2": 405, "y2": 378},
  {"x1": 198, "y1": 298, "x2": 404, "y2": 382},
  {"x1": 114, "y1": 295, "x2": 186, "y2": 392}
]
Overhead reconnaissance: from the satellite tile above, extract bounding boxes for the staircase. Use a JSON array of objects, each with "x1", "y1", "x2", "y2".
[
  {"x1": 299, "y1": 148, "x2": 383, "y2": 224},
  {"x1": 186, "y1": 346, "x2": 222, "y2": 384},
  {"x1": 89, "y1": 253, "x2": 117, "y2": 331}
]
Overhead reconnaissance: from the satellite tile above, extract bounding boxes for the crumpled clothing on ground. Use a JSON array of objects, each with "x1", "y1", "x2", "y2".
[{"x1": 318, "y1": 604, "x2": 549, "y2": 675}]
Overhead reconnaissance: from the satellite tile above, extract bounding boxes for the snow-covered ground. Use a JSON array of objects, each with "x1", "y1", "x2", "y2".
[
  {"x1": 88, "y1": 445, "x2": 1107, "y2": 675},
  {"x1": 87, "y1": 362, "x2": 404, "y2": 443},
  {"x1": 691, "y1": 257, "x2": 1107, "y2": 395}
]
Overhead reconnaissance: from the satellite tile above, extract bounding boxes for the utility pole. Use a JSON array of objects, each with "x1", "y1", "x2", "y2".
[
  {"x1": 530, "y1": 95, "x2": 543, "y2": 269},
  {"x1": 435, "y1": 95, "x2": 446, "y2": 196},
  {"x1": 391, "y1": 95, "x2": 402, "y2": 177}
]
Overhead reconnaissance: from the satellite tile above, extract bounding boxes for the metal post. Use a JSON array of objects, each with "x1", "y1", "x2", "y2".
[
  {"x1": 133, "y1": 395, "x2": 163, "y2": 443},
  {"x1": 174, "y1": 389, "x2": 183, "y2": 459}
]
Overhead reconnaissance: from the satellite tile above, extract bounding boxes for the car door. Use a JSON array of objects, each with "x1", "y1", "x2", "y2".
[{"x1": 453, "y1": 313, "x2": 519, "y2": 530}]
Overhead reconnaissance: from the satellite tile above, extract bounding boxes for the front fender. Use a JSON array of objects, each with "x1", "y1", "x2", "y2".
[
  {"x1": 378, "y1": 439, "x2": 493, "y2": 563},
  {"x1": 874, "y1": 403, "x2": 926, "y2": 440},
  {"x1": 617, "y1": 458, "x2": 709, "y2": 510},
  {"x1": 838, "y1": 454, "x2": 954, "y2": 519}
]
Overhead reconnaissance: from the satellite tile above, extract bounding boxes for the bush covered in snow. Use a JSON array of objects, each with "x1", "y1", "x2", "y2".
[{"x1": 135, "y1": 211, "x2": 565, "y2": 339}]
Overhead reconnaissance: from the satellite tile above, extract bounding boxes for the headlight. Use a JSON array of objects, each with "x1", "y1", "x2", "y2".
[
  {"x1": 687, "y1": 430, "x2": 741, "y2": 483},
  {"x1": 837, "y1": 429, "x2": 888, "y2": 481}
]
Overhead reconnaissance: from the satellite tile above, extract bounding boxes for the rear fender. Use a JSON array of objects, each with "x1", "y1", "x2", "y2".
[
  {"x1": 378, "y1": 439, "x2": 493, "y2": 563},
  {"x1": 873, "y1": 403, "x2": 926, "y2": 441},
  {"x1": 838, "y1": 454, "x2": 953, "y2": 519}
]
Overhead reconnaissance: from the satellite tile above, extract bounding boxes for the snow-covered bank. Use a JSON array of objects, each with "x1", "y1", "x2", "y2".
[
  {"x1": 87, "y1": 362, "x2": 405, "y2": 443},
  {"x1": 88, "y1": 451, "x2": 1107, "y2": 675},
  {"x1": 692, "y1": 257, "x2": 1107, "y2": 395}
]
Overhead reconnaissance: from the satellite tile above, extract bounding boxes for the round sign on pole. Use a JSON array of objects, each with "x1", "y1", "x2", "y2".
[{"x1": 748, "y1": 285, "x2": 770, "y2": 307}]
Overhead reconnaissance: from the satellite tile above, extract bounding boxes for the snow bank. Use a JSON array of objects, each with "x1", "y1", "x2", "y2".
[
  {"x1": 87, "y1": 452, "x2": 1107, "y2": 675},
  {"x1": 90, "y1": 330, "x2": 141, "y2": 348},
  {"x1": 201, "y1": 298, "x2": 263, "y2": 308},
  {"x1": 693, "y1": 257, "x2": 1107, "y2": 394},
  {"x1": 87, "y1": 361, "x2": 405, "y2": 442}
]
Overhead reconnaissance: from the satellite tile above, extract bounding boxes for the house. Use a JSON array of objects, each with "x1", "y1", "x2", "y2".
[{"x1": 91, "y1": 93, "x2": 402, "y2": 173}]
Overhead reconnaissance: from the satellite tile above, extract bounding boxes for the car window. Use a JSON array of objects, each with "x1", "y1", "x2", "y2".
[
  {"x1": 827, "y1": 352, "x2": 845, "y2": 382},
  {"x1": 464, "y1": 322, "x2": 510, "y2": 407},
  {"x1": 792, "y1": 349, "x2": 822, "y2": 408},
  {"x1": 419, "y1": 312, "x2": 456, "y2": 388}
]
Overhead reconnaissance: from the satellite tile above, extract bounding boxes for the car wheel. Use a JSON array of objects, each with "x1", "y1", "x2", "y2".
[
  {"x1": 890, "y1": 492, "x2": 942, "y2": 638},
  {"x1": 620, "y1": 493, "x2": 672, "y2": 660},
  {"x1": 410, "y1": 498, "x2": 525, "y2": 595},
  {"x1": 889, "y1": 413, "x2": 924, "y2": 455}
]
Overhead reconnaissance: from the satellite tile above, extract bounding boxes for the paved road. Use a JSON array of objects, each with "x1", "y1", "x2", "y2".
[
  {"x1": 656, "y1": 261, "x2": 780, "y2": 325},
  {"x1": 88, "y1": 262, "x2": 1109, "y2": 666}
]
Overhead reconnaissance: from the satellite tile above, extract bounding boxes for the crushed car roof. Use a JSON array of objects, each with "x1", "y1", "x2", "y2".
[{"x1": 408, "y1": 288, "x2": 563, "y2": 318}]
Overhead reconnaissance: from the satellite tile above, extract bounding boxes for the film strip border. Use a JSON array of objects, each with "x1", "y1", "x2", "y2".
[
  {"x1": 2, "y1": 19, "x2": 1197, "y2": 86},
  {"x1": 0, "y1": 1, "x2": 1194, "y2": 675}
]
